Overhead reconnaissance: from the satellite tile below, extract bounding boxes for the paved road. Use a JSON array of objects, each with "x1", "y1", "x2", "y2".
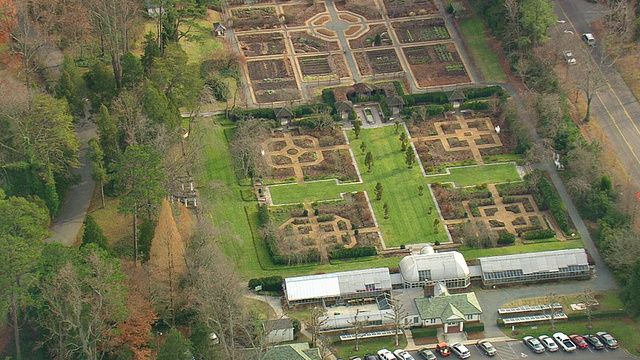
[
  {"x1": 47, "y1": 122, "x2": 97, "y2": 246},
  {"x1": 554, "y1": 0, "x2": 640, "y2": 190}
]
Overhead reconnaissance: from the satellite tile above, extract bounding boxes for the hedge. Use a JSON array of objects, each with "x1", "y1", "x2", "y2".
[
  {"x1": 530, "y1": 171, "x2": 570, "y2": 233},
  {"x1": 521, "y1": 228, "x2": 556, "y2": 240},
  {"x1": 497, "y1": 232, "x2": 516, "y2": 245},
  {"x1": 403, "y1": 92, "x2": 449, "y2": 106},
  {"x1": 234, "y1": 108, "x2": 276, "y2": 120},
  {"x1": 322, "y1": 88, "x2": 336, "y2": 108},
  {"x1": 293, "y1": 104, "x2": 332, "y2": 117},
  {"x1": 463, "y1": 86, "x2": 504, "y2": 99},
  {"x1": 393, "y1": 81, "x2": 406, "y2": 97},
  {"x1": 248, "y1": 276, "x2": 284, "y2": 292},
  {"x1": 463, "y1": 323, "x2": 485, "y2": 333},
  {"x1": 328, "y1": 246, "x2": 377, "y2": 260},
  {"x1": 410, "y1": 327, "x2": 438, "y2": 338},
  {"x1": 461, "y1": 101, "x2": 489, "y2": 110}
]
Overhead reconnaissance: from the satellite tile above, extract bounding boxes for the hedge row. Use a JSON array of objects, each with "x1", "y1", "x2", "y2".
[
  {"x1": 248, "y1": 276, "x2": 284, "y2": 292},
  {"x1": 410, "y1": 327, "x2": 438, "y2": 338},
  {"x1": 403, "y1": 86, "x2": 504, "y2": 106},
  {"x1": 531, "y1": 171, "x2": 570, "y2": 233},
  {"x1": 498, "y1": 232, "x2": 516, "y2": 245},
  {"x1": 328, "y1": 246, "x2": 377, "y2": 260},
  {"x1": 521, "y1": 228, "x2": 556, "y2": 240},
  {"x1": 463, "y1": 323, "x2": 485, "y2": 333}
]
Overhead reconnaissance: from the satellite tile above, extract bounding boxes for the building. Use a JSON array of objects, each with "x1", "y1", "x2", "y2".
[
  {"x1": 386, "y1": 94, "x2": 405, "y2": 115},
  {"x1": 275, "y1": 106, "x2": 294, "y2": 126},
  {"x1": 213, "y1": 22, "x2": 227, "y2": 36},
  {"x1": 479, "y1": 248, "x2": 591, "y2": 286},
  {"x1": 284, "y1": 268, "x2": 392, "y2": 306},
  {"x1": 263, "y1": 318, "x2": 294, "y2": 344},
  {"x1": 334, "y1": 100, "x2": 354, "y2": 119},
  {"x1": 262, "y1": 343, "x2": 321, "y2": 360},
  {"x1": 398, "y1": 247, "x2": 470, "y2": 289},
  {"x1": 413, "y1": 284, "x2": 482, "y2": 333}
]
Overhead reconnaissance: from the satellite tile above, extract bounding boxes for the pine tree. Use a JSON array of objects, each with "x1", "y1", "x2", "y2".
[
  {"x1": 365, "y1": 151, "x2": 374, "y2": 173},
  {"x1": 353, "y1": 120, "x2": 362, "y2": 139},
  {"x1": 82, "y1": 215, "x2": 110, "y2": 252},
  {"x1": 383, "y1": 203, "x2": 389, "y2": 219},
  {"x1": 375, "y1": 182, "x2": 383, "y2": 200},
  {"x1": 360, "y1": 141, "x2": 367, "y2": 155},
  {"x1": 158, "y1": 328, "x2": 193, "y2": 360},
  {"x1": 405, "y1": 146, "x2": 415, "y2": 169},
  {"x1": 399, "y1": 131, "x2": 408, "y2": 151}
]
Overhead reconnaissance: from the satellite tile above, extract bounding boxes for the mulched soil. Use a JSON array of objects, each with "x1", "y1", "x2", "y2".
[
  {"x1": 335, "y1": 0, "x2": 382, "y2": 20},
  {"x1": 414, "y1": 139, "x2": 475, "y2": 173},
  {"x1": 282, "y1": 3, "x2": 327, "y2": 27},
  {"x1": 316, "y1": 192, "x2": 376, "y2": 228},
  {"x1": 302, "y1": 149, "x2": 358, "y2": 182}
]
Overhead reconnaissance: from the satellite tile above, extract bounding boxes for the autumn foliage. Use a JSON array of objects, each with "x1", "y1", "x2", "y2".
[{"x1": 0, "y1": 0, "x2": 16, "y2": 45}]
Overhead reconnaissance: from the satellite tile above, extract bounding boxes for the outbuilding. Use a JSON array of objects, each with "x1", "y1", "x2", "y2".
[{"x1": 398, "y1": 246, "x2": 470, "y2": 289}]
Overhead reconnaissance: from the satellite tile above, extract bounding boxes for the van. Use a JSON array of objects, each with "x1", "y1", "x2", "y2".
[{"x1": 582, "y1": 33, "x2": 595, "y2": 46}]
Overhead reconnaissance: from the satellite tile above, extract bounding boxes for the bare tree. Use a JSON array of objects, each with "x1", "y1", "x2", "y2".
[
  {"x1": 347, "y1": 309, "x2": 369, "y2": 352},
  {"x1": 545, "y1": 292, "x2": 559, "y2": 332},
  {"x1": 229, "y1": 117, "x2": 271, "y2": 179},
  {"x1": 310, "y1": 107, "x2": 335, "y2": 131},
  {"x1": 308, "y1": 306, "x2": 329, "y2": 348},
  {"x1": 580, "y1": 288, "x2": 595, "y2": 330},
  {"x1": 385, "y1": 297, "x2": 408, "y2": 347}
]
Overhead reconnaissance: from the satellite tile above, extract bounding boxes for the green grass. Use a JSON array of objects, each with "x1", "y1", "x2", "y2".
[
  {"x1": 428, "y1": 162, "x2": 521, "y2": 187},
  {"x1": 459, "y1": 17, "x2": 507, "y2": 82},
  {"x1": 459, "y1": 240, "x2": 583, "y2": 259},
  {"x1": 507, "y1": 318, "x2": 640, "y2": 355},
  {"x1": 270, "y1": 180, "x2": 360, "y2": 205},
  {"x1": 332, "y1": 336, "x2": 407, "y2": 359}
]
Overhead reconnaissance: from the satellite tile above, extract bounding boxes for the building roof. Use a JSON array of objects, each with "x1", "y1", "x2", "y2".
[
  {"x1": 263, "y1": 343, "x2": 321, "y2": 360},
  {"x1": 479, "y1": 249, "x2": 589, "y2": 274},
  {"x1": 275, "y1": 107, "x2": 293, "y2": 117},
  {"x1": 415, "y1": 292, "x2": 482, "y2": 321},
  {"x1": 352, "y1": 82, "x2": 374, "y2": 93},
  {"x1": 285, "y1": 268, "x2": 391, "y2": 301},
  {"x1": 335, "y1": 100, "x2": 354, "y2": 112},
  {"x1": 448, "y1": 89, "x2": 466, "y2": 101},
  {"x1": 386, "y1": 94, "x2": 405, "y2": 106},
  {"x1": 263, "y1": 318, "x2": 293, "y2": 332},
  {"x1": 213, "y1": 22, "x2": 226, "y2": 31},
  {"x1": 399, "y1": 251, "x2": 469, "y2": 283}
]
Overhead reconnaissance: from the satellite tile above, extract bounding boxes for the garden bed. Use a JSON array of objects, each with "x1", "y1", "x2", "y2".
[
  {"x1": 291, "y1": 31, "x2": 340, "y2": 53},
  {"x1": 392, "y1": 18, "x2": 450, "y2": 43},
  {"x1": 383, "y1": 0, "x2": 438, "y2": 18},
  {"x1": 231, "y1": 7, "x2": 280, "y2": 31},
  {"x1": 349, "y1": 24, "x2": 393, "y2": 49},
  {"x1": 414, "y1": 139, "x2": 476, "y2": 174},
  {"x1": 298, "y1": 54, "x2": 350, "y2": 80},
  {"x1": 282, "y1": 3, "x2": 327, "y2": 27},
  {"x1": 335, "y1": 0, "x2": 382, "y2": 20},
  {"x1": 355, "y1": 49, "x2": 403, "y2": 76},
  {"x1": 237, "y1": 32, "x2": 286, "y2": 57},
  {"x1": 247, "y1": 59, "x2": 302, "y2": 103},
  {"x1": 404, "y1": 43, "x2": 471, "y2": 88},
  {"x1": 302, "y1": 149, "x2": 358, "y2": 182}
]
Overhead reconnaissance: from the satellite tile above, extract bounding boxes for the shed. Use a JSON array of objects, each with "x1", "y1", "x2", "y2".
[
  {"x1": 213, "y1": 22, "x2": 227, "y2": 36},
  {"x1": 447, "y1": 89, "x2": 466, "y2": 105},
  {"x1": 414, "y1": 290, "x2": 482, "y2": 333},
  {"x1": 275, "y1": 106, "x2": 294, "y2": 126},
  {"x1": 386, "y1": 94, "x2": 405, "y2": 114},
  {"x1": 334, "y1": 100, "x2": 355, "y2": 119},
  {"x1": 263, "y1": 318, "x2": 294, "y2": 343}
]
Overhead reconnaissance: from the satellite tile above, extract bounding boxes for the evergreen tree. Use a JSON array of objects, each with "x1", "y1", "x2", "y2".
[
  {"x1": 82, "y1": 215, "x2": 109, "y2": 252},
  {"x1": 374, "y1": 182, "x2": 383, "y2": 200},
  {"x1": 141, "y1": 32, "x2": 161, "y2": 71},
  {"x1": 365, "y1": 151, "x2": 374, "y2": 173},
  {"x1": 622, "y1": 259, "x2": 640, "y2": 318},
  {"x1": 95, "y1": 105, "x2": 121, "y2": 167},
  {"x1": 405, "y1": 146, "x2": 415, "y2": 169},
  {"x1": 121, "y1": 52, "x2": 144, "y2": 89},
  {"x1": 87, "y1": 138, "x2": 108, "y2": 208},
  {"x1": 383, "y1": 202, "x2": 389, "y2": 219},
  {"x1": 353, "y1": 120, "x2": 362, "y2": 139},
  {"x1": 399, "y1": 131, "x2": 408, "y2": 151},
  {"x1": 142, "y1": 81, "x2": 180, "y2": 130},
  {"x1": 360, "y1": 141, "x2": 367, "y2": 155},
  {"x1": 158, "y1": 328, "x2": 193, "y2": 360}
]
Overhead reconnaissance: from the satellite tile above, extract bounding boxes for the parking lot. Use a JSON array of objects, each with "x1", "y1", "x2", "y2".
[{"x1": 406, "y1": 340, "x2": 634, "y2": 360}]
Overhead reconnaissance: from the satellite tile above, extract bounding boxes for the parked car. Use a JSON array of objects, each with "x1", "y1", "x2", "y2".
[
  {"x1": 476, "y1": 340, "x2": 497, "y2": 356},
  {"x1": 364, "y1": 354, "x2": 378, "y2": 360},
  {"x1": 596, "y1": 331, "x2": 619, "y2": 349},
  {"x1": 394, "y1": 349, "x2": 415, "y2": 360},
  {"x1": 450, "y1": 343, "x2": 471, "y2": 359},
  {"x1": 553, "y1": 332, "x2": 577, "y2": 352},
  {"x1": 538, "y1": 335, "x2": 559, "y2": 352},
  {"x1": 583, "y1": 334, "x2": 605, "y2": 350},
  {"x1": 582, "y1": 33, "x2": 596, "y2": 46},
  {"x1": 563, "y1": 50, "x2": 577, "y2": 65},
  {"x1": 378, "y1": 348, "x2": 398, "y2": 360},
  {"x1": 418, "y1": 348, "x2": 437, "y2": 360},
  {"x1": 569, "y1": 335, "x2": 588, "y2": 349},
  {"x1": 436, "y1": 342, "x2": 451, "y2": 357},
  {"x1": 523, "y1": 336, "x2": 545, "y2": 353}
]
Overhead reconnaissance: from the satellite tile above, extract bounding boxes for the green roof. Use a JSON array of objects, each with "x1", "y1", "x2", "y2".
[
  {"x1": 262, "y1": 343, "x2": 321, "y2": 360},
  {"x1": 415, "y1": 293, "x2": 482, "y2": 321}
]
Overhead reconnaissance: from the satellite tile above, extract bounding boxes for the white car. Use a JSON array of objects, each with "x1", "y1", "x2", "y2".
[
  {"x1": 450, "y1": 343, "x2": 471, "y2": 359},
  {"x1": 553, "y1": 332, "x2": 577, "y2": 352},
  {"x1": 582, "y1": 33, "x2": 595, "y2": 46},
  {"x1": 378, "y1": 348, "x2": 398, "y2": 360},
  {"x1": 538, "y1": 335, "x2": 559, "y2": 352},
  {"x1": 394, "y1": 349, "x2": 415, "y2": 360},
  {"x1": 563, "y1": 50, "x2": 576, "y2": 65}
]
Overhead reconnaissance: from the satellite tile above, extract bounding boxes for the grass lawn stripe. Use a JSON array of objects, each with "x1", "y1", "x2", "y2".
[
  {"x1": 269, "y1": 180, "x2": 361, "y2": 205},
  {"x1": 428, "y1": 162, "x2": 521, "y2": 187},
  {"x1": 459, "y1": 17, "x2": 507, "y2": 82}
]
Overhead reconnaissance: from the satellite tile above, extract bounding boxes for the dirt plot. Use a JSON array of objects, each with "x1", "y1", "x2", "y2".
[
  {"x1": 392, "y1": 18, "x2": 450, "y2": 43},
  {"x1": 237, "y1": 32, "x2": 286, "y2": 57},
  {"x1": 231, "y1": 7, "x2": 280, "y2": 31},
  {"x1": 404, "y1": 43, "x2": 470, "y2": 88},
  {"x1": 291, "y1": 31, "x2": 340, "y2": 53},
  {"x1": 302, "y1": 149, "x2": 358, "y2": 182},
  {"x1": 414, "y1": 139, "x2": 475, "y2": 174},
  {"x1": 383, "y1": 0, "x2": 438, "y2": 18},
  {"x1": 292, "y1": 127, "x2": 347, "y2": 146},
  {"x1": 298, "y1": 54, "x2": 350, "y2": 79},
  {"x1": 335, "y1": 0, "x2": 382, "y2": 20},
  {"x1": 349, "y1": 24, "x2": 393, "y2": 49},
  {"x1": 282, "y1": 3, "x2": 327, "y2": 27},
  {"x1": 316, "y1": 192, "x2": 376, "y2": 228},
  {"x1": 354, "y1": 49, "x2": 403, "y2": 76},
  {"x1": 407, "y1": 117, "x2": 440, "y2": 137},
  {"x1": 247, "y1": 59, "x2": 301, "y2": 103}
]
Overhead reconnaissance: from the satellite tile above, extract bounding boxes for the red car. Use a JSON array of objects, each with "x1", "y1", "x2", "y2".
[
  {"x1": 569, "y1": 335, "x2": 588, "y2": 349},
  {"x1": 436, "y1": 342, "x2": 451, "y2": 357}
]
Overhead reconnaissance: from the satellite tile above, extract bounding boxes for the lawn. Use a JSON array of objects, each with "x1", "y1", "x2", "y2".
[
  {"x1": 502, "y1": 291, "x2": 624, "y2": 315},
  {"x1": 459, "y1": 17, "x2": 506, "y2": 82},
  {"x1": 270, "y1": 180, "x2": 360, "y2": 205},
  {"x1": 459, "y1": 239, "x2": 584, "y2": 259},
  {"x1": 506, "y1": 318, "x2": 640, "y2": 355},
  {"x1": 427, "y1": 162, "x2": 521, "y2": 187},
  {"x1": 331, "y1": 336, "x2": 407, "y2": 359}
]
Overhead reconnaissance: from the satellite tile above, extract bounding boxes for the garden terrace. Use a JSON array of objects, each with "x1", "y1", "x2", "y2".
[
  {"x1": 298, "y1": 54, "x2": 350, "y2": 80},
  {"x1": 383, "y1": 0, "x2": 438, "y2": 18},
  {"x1": 392, "y1": 18, "x2": 450, "y2": 44},
  {"x1": 349, "y1": 24, "x2": 393, "y2": 49},
  {"x1": 282, "y1": 3, "x2": 327, "y2": 27},
  {"x1": 231, "y1": 7, "x2": 280, "y2": 31},
  {"x1": 237, "y1": 32, "x2": 286, "y2": 57},
  {"x1": 335, "y1": 0, "x2": 382, "y2": 20},
  {"x1": 247, "y1": 59, "x2": 301, "y2": 103},
  {"x1": 291, "y1": 31, "x2": 341, "y2": 53},
  {"x1": 404, "y1": 43, "x2": 470, "y2": 88},
  {"x1": 355, "y1": 49, "x2": 403, "y2": 76}
]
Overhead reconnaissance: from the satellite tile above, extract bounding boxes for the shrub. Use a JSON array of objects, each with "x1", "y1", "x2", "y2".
[
  {"x1": 411, "y1": 327, "x2": 438, "y2": 337},
  {"x1": 317, "y1": 214, "x2": 335, "y2": 222},
  {"x1": 529, "y1": 171, "x2": 569, "y2": 233},
  {"x1": 463, "y1": 323, "x2": 485, "y2": 332},
  {"x1": 463, "y1": 86, "x2": 504, "y2": 99},
  {"x1": 461, "y1": 101, "x2": 489, "y2": 110},
  {"x1": 403, "y1": 91, "x2": 448, "y2": 106},
  {"x1": 521, "y1": 228, "x2": 556, "y2": 240},
  {"x1": 258, "y1": 204, "x2": 270, "y2": 227},
  {"x1": 497, "y1": 231, "x2": 516, "y2": 245},
  {"x1": 248, "y1": 276, "x2": 284, "y2": 292},
  {"x1": 328, "y1": 246, "x2": 376, "y2": 260},
  {"x1": 322, "y1": 88, "x2": 336, "y2": 108}
]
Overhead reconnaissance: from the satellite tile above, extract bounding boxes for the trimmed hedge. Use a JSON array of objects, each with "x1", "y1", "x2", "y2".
[
  {"x1": 410, "y1": 327, "x2": 438, "y2": 338},
  {"x1": 248, "y1": 276, "x2": 284, "y2": 292},
  {"x1": 461, "y1": 101, "x2": 489, "y2": 110},
  {"x1": 530, "y1": 170, "x2": 570, "y2": 233},
  {"x1": 521, "y1": 228, "x2": 556, "y2": 240},
  {"x1": 322, "y1": 88, "x2": 336, "y2": 108},
  {"x1": 404, "y1": 92, "x2": 449, "y2": 106},
  {"x1": 293, "y1": 104, "x2": 332, "y2": 117},
  {"x1": 328, "y1": 246, "x2": 377, "y2": 260},
  {"x1": 393, "y1": 81, "x2": 406, "y2": 97},
  {"x1": 463, "y1": 86, "x2": 504, "y2": 99},
  {"x1": 497, "y1": 232, "x2": 516, "y2": 245},
  {"x1": 463, "y1": 323, "x2": 485, "y2": 333}
]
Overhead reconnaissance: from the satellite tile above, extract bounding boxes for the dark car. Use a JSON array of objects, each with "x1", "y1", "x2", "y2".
[
  {"x1": 523, "y1": 336, "x2": 545, "y2": 353},
  {"x1": 596, "y1": 331, "x2": 619, "y2": 349},
  {"x1": 436, "y1": 342, "x2": 451, "y2": 357},
  {"x1": 584, "y1": 334, "x2": 605, "y2": 350},
  {"x1": 364, "y1": 354, "x2": 378, "y2": 360},
  {"x1": 418, "y1": 348, "x2": 437, "y2": 360},
  {"x1": 569, "y1": 335, "x2": 588, "y2": 349}
]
